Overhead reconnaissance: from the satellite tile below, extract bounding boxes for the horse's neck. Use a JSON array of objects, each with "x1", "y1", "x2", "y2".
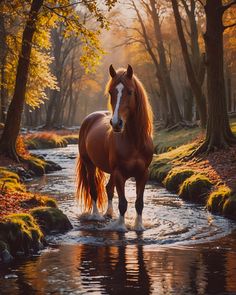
[{"x1": 124, "y1": 117, "x2": 145, "y2": 149}]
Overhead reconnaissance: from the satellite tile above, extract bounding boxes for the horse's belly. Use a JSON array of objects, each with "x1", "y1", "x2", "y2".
[{"x1": 86, "y1": 124, "x2": 111, "y2": 174}]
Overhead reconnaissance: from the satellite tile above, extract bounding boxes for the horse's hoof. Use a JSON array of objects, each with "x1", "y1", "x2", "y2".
[
  {"x1": 79, "y1": 213, "x2": 105, "y2": 222},
  {"x1": 104, "y1": 209, "x2": 114, "y2": 219},
  {"x1": 133, "y1": 224, "x2": 145, "y2": 232},
  {"x1": 103, "y1": 219, "x2": 127, "y2": 232}
]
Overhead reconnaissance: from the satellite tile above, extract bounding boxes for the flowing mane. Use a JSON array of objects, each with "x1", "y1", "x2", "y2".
[{"x1": 105, "y1": 69, "x2": 153, "y2": 145}]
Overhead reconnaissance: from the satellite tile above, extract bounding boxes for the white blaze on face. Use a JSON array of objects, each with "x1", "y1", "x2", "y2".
[{"x1": 112, "y1": 82, "x2": 124, "y2": 125}]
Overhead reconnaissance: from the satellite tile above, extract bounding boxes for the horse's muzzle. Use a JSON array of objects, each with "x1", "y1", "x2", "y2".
[{"x1": 110, "y1": 118, "x2": 123, "y2": 133}]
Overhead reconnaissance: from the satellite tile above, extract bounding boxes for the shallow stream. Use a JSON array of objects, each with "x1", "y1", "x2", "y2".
[{"x1": 1, "y1": 145, "x2": 236, "y2": 294}]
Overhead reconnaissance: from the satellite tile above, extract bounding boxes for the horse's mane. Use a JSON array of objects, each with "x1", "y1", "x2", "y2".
[{"x1": 105, "y1": 69, "x2": 153, "y2": 145}]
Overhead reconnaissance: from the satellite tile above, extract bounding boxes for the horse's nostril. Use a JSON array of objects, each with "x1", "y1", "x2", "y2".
[
  {"x1": 110, "y1": 119, "x2": 113, "y2": 126},
  {"x1": 118, "y1": 119, "x2": 123, "y2": 128}
]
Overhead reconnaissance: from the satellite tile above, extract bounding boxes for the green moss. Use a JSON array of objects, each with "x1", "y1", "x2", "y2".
[
  {"x1": 207, "y1": 186, "x2": 231, "y2": 213},
  {"x1": 163, "y1": 169, "x2": 195, "y2": 192},
  {"x1": 179, "y1": 174, "x2": 212, "y2": 203},
  {"x1": 0, "y1": 213, "x2": 43, "y2": 255},
  {"x1": 223, "y1": 194, "x2": 236, "y2": 220},
  {"x1": 31, "y1": 207, "x2": 72, "y2": 234},
  {"x1": 0, "y1": 167, "x2": 25, "y2": 192},
  {"x1": 21, "y1": 195, "x2": 57, "y2": 209},
  {"x1": 149, "y1": 159, "x2": 172, "y2": 183}
]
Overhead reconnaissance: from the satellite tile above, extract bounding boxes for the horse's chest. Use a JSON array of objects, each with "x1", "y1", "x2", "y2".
[{"x1": 113, "y1": 149, "x2": 148, "y2": 176}]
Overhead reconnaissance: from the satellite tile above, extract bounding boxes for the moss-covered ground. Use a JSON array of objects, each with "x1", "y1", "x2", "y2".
[
  {"x1": 150, "y1": 118, "x2": 236, "y2": 220},
  {"x1": 0, "y1": 166, "x2": 72, "y2": 262}
]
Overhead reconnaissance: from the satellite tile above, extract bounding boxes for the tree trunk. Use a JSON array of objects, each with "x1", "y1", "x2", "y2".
[
  {"x1": 0, "y1": 0, "x2": 43, "y2": 161},
  {"x1": 203, "y1": 0, "x2": 235, "y2": 150},
  {"x1": 132, "y1": 1, "x2": 171, "y2": 127},
  {"x1": 183, "y1": 86, "x2": 193, "y2": 122},
  {"x1": 0, "y1": 13, "x2": 7, "y2": 123},
  {"x1": 194, "y1": 0, "x2": 235, "y2": 154},
  {"x1": 171, "y1": 0, "x2": 207, "y2": 128},
  {"x1": 149, "y1": 0, "x2": 182, "y2": 124}
]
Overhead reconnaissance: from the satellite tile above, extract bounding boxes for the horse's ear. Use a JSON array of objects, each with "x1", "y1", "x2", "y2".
[
  {"x1": 109, "y1": 64, "x2": 116, "y2": 78},
  {"x1": 127, "y1": 64, "x2": 133, "y2": 79}
]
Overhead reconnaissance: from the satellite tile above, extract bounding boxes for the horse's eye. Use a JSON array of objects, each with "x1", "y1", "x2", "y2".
[{"x1": 127, "y1": 90, "x2": 132, "y2": 96}]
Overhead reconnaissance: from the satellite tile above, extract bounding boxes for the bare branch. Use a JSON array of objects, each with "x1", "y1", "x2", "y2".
[
  {"x1": 196, "y1": 0, "x2": 205, "y2": 7},
  {"x1": 112, "y1": 38, "x2": 145, "y2": 49}
]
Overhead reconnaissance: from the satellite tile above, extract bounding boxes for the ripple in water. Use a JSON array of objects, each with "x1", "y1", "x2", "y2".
[{"x1": 29, "y1": 145, "x2": 236, "y2": 247}]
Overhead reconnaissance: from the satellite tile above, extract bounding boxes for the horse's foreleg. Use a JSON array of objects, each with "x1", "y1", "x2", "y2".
[
  {"x1": 134, "y1": 170, "x2": 149, "y2": 231},
  {"x1": 105, "y1": 170, "x2": 127, "y2": 231},
  {"x1": 104, "y1": 175, "x2": 114, "y2": 217}
]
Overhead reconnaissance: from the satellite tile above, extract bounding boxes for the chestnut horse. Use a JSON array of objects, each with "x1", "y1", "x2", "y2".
[{"x1": 76, "y1": 65, "x2": 153, "y2": 231}]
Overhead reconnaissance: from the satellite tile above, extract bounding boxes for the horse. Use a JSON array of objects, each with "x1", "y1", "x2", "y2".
[{"x1": 76, "y1": 64, "x2": 153, "y2": 231}]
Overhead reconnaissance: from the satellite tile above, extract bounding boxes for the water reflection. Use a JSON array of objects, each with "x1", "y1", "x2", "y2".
[{"x1": 1, "y1": 237, "x2": 236, "y2": 294}]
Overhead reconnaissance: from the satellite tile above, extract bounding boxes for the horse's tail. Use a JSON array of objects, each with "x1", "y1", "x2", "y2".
[{"x1": 75, "y1": 156, "x2": 107, "y2": 212}]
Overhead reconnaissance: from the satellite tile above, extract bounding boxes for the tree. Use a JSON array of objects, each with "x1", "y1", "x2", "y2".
[
  {"x1": 171, "y1": 0, "x2": 207, "y2": 128},
  {"x1": 0, "y1": 0, "x2": 117, "y2": 161},
  {"x1": 0, "y1": 0, "x2": 44, "y2": 160},
  {"x1": 188, "y1": 0, "x2": 236, "y2": 153},
  {"x1": 130, "y1": 0, "x2": 183, "y2": 127}
]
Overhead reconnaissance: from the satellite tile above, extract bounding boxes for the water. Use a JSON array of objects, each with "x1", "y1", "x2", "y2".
[{"x1": 1, "y1": 145, "x2": 236, "y2": 294}]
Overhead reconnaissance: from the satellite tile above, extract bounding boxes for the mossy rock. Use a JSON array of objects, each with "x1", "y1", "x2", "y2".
[
  {"x1": 207, "y1": 186, "x2": 231, "y2": 214},
  {"x1": 179, "y1": 174, "x2": 213, "y2": 203},
  {"x1": 0, "y1": 213, "x2": 44, "y2": 256},
  {"x1": 223, "y1": 194, "x2": 236, "y2": 220},
  {"x1": 0, "y1": 241, "x2": 13, "y2": 263},
  {"x1": 31, "y1": 207, "x2": 72, "y2": 234},
  {"x1": 163, "y1": 169, "x2": 195, "y2": 193},
  {"x1": 27, "y1": 156, "x2": 46, "y2": 176},
  {"x1": 44, "y1": 160, "x2": 62, "y2": 173},
  {"x1": 149, "y1": 159, "x2": 172, "y2": 182},
  {"x1": 21, "y1": 195, "x2": 57, "y2": 209}
]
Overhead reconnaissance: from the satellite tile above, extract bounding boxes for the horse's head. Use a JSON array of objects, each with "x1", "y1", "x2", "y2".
[{"x1": 108, "y1": 64, "x2": 136, "y2": 133}]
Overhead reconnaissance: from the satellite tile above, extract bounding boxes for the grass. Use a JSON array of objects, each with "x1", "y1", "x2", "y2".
[
  {"x1": 0, "y1": 167, "x2": 26, "y2": 192},
  {"x1": 153, "y1": 127, "x2": 201, "y2": 154},
  {"x1": 62, "y1": 134, "x2": 78, "y2": 144},
  {"x1": 153, "y1": 118, "x2": 236, "y2": 155},
  {"x1": 24, "y1": 132, "x2": 68, "y2": 149}
]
